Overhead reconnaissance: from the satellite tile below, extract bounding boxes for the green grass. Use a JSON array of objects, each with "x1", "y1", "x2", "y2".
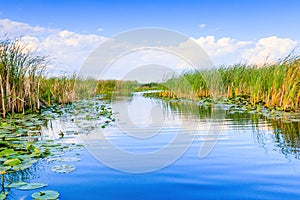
[{"x1": 154, "y1": 56, "x2": 300, "y2": 112}]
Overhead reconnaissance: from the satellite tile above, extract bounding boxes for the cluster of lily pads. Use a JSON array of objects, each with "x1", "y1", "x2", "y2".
[
  {"x1": 216, "y1": 96, "x2": 300, "y2": 122},
  {"x1": 2, "y1": 182, "x2": 58, "y2": 200},
  {"x1": 0, "y1": 97, "x2": 115, "y2": 199}
]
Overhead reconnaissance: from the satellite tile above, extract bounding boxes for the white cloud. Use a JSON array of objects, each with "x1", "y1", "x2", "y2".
[
  {"x1": 193, "y1": 35, "x2": 298, "y2": 65},
  {"x1": 0, "y1": 19, "x2": 106, "y2": 75},
  {"x1": 198, "y1": 24, "x2": 206, "y2": 29},
  {"x1": 193, "y1": 36, "x2": 253, "y2": 65},
  {"x1": 242, "y1": 36, "x2": 297, "y2": 64},
  {"x1": 1, "y1": 18, "x2": 298, "y2": 77},
  {"x1": 0, "y1": 18, "x2": 55, "y2": 37},
  {"x1": 97, "y1": 27, "x2": 103, "y2": 32}
]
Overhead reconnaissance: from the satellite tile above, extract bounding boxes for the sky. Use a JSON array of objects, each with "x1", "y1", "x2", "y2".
[{"x1": 0, "y1": 0, "x2": 299, "y2": 79}]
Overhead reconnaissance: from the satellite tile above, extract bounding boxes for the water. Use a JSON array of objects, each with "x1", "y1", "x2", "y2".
[{"x1": 8, "y1": 93, "x2": 300, "y2": 199}]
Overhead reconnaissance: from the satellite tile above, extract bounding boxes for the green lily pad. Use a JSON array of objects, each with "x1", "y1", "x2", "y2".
[
  {"x1": 31, "y1": 190, "x2": 60, "y2": 200},
  {"x1": 41, "y1": 143, "x2": 61, "y2": 148},
  {"x1": 0, "y1": 192, "x2": 8, "y2": 200},
  {"x1": 51, "y1": 164, "x2": 76, "y2": 173},
  {"x1": 4, "y1": 158, "x2": 21, "y2": 166},
  {"x1": 6, "y1": 181, "x2": 28, "y2": 188},
  {"x1": 0, "y1": 149, "x2": 18, "y2": 157},
  {"x1": 18, "y1": 182, "x2": 48, "y2": 190}
]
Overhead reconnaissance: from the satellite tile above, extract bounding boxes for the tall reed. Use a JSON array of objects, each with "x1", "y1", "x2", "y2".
[
  {"x1": 160, "y1": 56, "x2": 300, "y2": 111},
  {"x1": 0, "y1": 37, "x2": 47, "y2": 117}
]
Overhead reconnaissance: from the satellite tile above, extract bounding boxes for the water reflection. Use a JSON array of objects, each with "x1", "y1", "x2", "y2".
[
  {"x1": 162, "y1": 98, "x2": 300, "y2": 161},
  {"x1": 5, "y1": 93, "x2": 300, "y2": 199}
]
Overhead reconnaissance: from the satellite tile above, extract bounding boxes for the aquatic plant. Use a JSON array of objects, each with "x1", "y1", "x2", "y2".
[
  {"x1": 149, "y1": 56, "x2": 300, "y2": 112},
  {"x1": 0, "y1": 37, "x2": 47, "y2": 117}
]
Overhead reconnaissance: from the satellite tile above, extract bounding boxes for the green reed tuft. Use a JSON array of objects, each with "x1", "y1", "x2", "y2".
[{"x1": 159, "y1": 56, "x2": 300, "y2": 111}]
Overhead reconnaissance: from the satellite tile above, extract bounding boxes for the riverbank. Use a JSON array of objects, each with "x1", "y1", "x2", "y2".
[{"x1": 142, "y1": 56, "x2": 300, "y2": 113}]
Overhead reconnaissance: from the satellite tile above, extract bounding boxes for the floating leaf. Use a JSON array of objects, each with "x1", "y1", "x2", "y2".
[
  {"x1": 0, "y1": 192, "x2": 8, "y2": 200},
  {"x1": 31, "y1": 190, "x2": 60, "y2": 200},
  {"x1": 18, "y1": 182, "x2": 48, "y2": 190},
  {"x1": 51, "y1": 164, "x2": 76, "y2": 173},
  {"x1": 4, "y1": 158, "x2": 21, "y2": 166},
  {"x1": 0, "y1": 149, "x2": 18, "y2": 157},
  {"x1": 41, "y1": 143, "x2": 61, "y2": 148},
  {"x1": 6, "y1": 181, "x2": 28, "y2": 188}
]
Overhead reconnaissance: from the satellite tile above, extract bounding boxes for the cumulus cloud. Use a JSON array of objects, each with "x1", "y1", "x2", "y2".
[
  {"x1": 0, "y1": 18, "x2": 298, "y2": 77},
  {"x1": 0, "y1": 19, "x2": 106, "y2": 75},
  {"x1": 39, "y1": 30, "x2": 106, "y2": 74},
  {"x1": 193, "y1": 36, "x2": 253, "y2": 65},
  {"x1": 193, "y1": 35, "x2": 298, "y2": 65},
  {"x1": 242, "y1": 36, "x2": 297, "y2": 64}
]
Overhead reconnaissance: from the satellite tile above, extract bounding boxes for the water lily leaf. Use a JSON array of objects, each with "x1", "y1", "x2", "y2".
[
  {"x1": 18, "y1": 182, "x2": 48, "y2": 190},
  {"x1": 31, "y1": 190, "x2": 60, "y2": 200},
  {"x1": 4, "y1": 158, "x2": 21, "y2": 166},
  {"x1": 0, "y1": 122, "x2": 9, "y2": 127},
  {"x1": 51, "y1": 164, "x2": 76, "y2": 173},
  {"x1": 0, "y1": 192, "x2": 8, "y2": 200},
  {"x1": 0, "y1": 149, "x2": 18, "y2": 156},
  {"x1": 41, "y1": 143, "x2": 61, "y2": 148},
  {"x1": 6, "y1": 181, "x2": 28, "y2": 188}
]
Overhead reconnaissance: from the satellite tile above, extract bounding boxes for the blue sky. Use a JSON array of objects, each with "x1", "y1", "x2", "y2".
[
  {"x1": 0, "y1": 0, "x2": 299, "y2": 78},
  {"x1": 1, "y1": 0, "x2": 300, "y2": 40}
]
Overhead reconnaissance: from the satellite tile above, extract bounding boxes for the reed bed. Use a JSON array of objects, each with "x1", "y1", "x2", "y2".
[
  {"x1": 0, "y1": 37, "x2": 47, "y2": 117},
  {"x1": 2, "y1": 36, "x2": 298, "y2": 117},
  {"x1": 160, "y1": 57, "x2": 300, "y2": 111}
]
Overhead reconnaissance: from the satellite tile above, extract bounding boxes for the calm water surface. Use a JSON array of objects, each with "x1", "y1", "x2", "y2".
[{"x1": 9, "y1": 93, "x2": 300, "y2": 199}]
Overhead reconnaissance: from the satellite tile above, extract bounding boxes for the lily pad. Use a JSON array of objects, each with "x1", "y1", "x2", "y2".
[
  {"x1": 31, "y1": 190, "x2": 60, "y2": 200},
  {"x1": 0, "y1": 149, "x2": 18, "y2": 157},
  {"x1": 18, "y1": 182, "x2": 48, "y2": 190},
  {"x1": 51, "y1": 164, "x2": 76, "y2": 173},
  {"x1": 4, "y1": 158, "x2": 21, "y2": 166},
  {"x1": 6, "y1": 181, "x2": 28, "y2": 188},
  {"x1": 0, "y1": 192, "x2": 8, "y2": 200}
]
